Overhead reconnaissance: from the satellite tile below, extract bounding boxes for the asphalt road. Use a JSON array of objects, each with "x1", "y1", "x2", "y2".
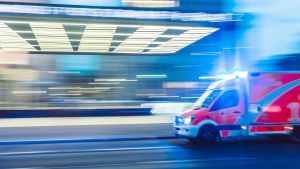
[
  {"x1": 1, "y1": 138, "x2": 300, "y2": 169},
  {"x1": 0, "y1": 124, "x2": 300, "y2": 169},
  {"x1": 0, "y1": 123, "x2": 173, "y2": 142}
]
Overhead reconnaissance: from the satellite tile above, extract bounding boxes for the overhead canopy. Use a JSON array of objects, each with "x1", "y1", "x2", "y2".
[{"x1": 0, "y1": 20, "x2": 218, "y2": 54}]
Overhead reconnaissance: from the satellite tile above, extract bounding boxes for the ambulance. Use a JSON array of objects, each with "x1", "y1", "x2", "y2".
[{"x1": 174, "y1": 71, "x2": 300, "y2": 143}]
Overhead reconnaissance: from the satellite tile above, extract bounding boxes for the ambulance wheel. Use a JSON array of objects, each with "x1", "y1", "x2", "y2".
[
  {"x1": 196, "y1": 125, "x2": 220, "y2": 144},
  {"x1": 291, "y1": 126, "x2": 300, "y2": 142}
]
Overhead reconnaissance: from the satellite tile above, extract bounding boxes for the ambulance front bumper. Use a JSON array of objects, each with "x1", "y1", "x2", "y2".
[
  {"x1": 174, "y1": 125, "x2": 199, "y2": 138},
  {"x1": 173, "y1": 116, "x2": 198, "y2": 138}
]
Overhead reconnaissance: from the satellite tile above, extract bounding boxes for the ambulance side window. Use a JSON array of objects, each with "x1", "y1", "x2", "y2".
[{"x1": 210, "y1": 90, "x2": 239, "y2": 111}]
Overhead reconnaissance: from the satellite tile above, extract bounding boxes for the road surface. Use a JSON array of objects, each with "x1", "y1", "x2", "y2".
[{"x1": 0, "y1": 123, "x2": 300, "y2": 169}]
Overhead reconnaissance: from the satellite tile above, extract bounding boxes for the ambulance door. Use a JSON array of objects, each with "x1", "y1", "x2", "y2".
[{"x1": 210, "y1": 89, "x2": 246, "y2": 137}]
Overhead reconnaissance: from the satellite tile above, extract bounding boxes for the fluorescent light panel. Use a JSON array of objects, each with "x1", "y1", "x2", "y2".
[
  {"x1": 0, "y1": 23, "x2": 36, "y2": 51},
  {"x1": 114, "y1": 27, "x2": 166, "y2": 53},
  {"x1": 123, "y1": 0, "x2": 177, "y2": 7},
  {"x1": 148, "y1": 28, "x2": 218, "y2": 53},
  {"x1": 79, "y1": 25, "x2": 116, "y2": 52},
  {"x1": 0, "y1": 20, "x2": 218, "y2": 54},
  {"x1": 31, "y1": 23, "x2": 73, "y2": 51}
]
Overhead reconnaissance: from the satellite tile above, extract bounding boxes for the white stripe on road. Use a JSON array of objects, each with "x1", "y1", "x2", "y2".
[{"x1": 0, "y1": 146, "x2": 176, "y2": 156}]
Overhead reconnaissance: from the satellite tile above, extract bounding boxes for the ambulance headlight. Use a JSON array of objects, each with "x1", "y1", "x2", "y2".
[
  {"x1": 175, "y1": 116, "x2": 184, "y2": 125},
  {"x1": 184, "y1": 116, "x2": 196, "y2": 125}
]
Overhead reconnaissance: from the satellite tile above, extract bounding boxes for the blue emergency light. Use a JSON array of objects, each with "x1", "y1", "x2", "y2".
[{"x1": 216, "y1": 69, "x2": 248, "y2": 80}]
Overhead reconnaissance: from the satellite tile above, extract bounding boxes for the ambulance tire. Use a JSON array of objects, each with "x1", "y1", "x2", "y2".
[
  {"x1": 196, "y1": 125, "x2": 220, "y2": 144},
  {"x1": 291, "y1": 126, "x2": 300, "y2": 142}
]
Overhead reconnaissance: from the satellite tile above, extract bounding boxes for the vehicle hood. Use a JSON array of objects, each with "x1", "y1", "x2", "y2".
[{"x1": 179, "y1": 107, "x2": 208, "y2": 117}]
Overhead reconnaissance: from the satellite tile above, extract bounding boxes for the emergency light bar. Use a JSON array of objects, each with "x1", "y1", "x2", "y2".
[
  {"x1": 198, "y1": 70, "x2": 248, "y2": 81},
  {"x1": 217, "y1": 70, "x2": 248, "y2": 80}
]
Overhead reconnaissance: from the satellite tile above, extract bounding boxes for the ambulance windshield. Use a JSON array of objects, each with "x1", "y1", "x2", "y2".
[{"x1": 193, "y1": 90, "x2": 221, "y2": 109}]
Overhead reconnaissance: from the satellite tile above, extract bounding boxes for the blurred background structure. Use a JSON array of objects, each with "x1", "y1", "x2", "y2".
[
  {"x1": 0, "y1": 1, "x2": 300, "y2": 169},
  {"x1": 0, "y1": 0, "x2": 298, "y2": 114}
]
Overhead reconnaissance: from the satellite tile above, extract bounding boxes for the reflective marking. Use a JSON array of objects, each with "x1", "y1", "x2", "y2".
[
  {"x1": 0, "y1": 146, "x2": 175, "y2": 156},
  {"x1": 251, "y1": 79, "x2": 300, "y2": 122},
  {"x1": 261, "y1": 79, "x2": 300, "y2": 112},
  {"x1": 287, "y1": 102, "x2": 300, "y2": 121}
]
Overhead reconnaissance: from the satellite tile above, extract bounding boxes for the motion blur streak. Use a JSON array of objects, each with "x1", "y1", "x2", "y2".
[{"x1": 0, "y1": 0, "x2": 299, "y2": 169}]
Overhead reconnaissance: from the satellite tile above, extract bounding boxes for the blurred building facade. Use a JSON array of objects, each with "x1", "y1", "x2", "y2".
[{"x1": 1, "y1": 0, "x2": 296, "y2": 110}]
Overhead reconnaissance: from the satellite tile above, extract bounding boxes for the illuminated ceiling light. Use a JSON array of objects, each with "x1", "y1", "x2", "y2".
[
  {"x1": 113, "y1": 40, "x2": 165, "y2": 45},
  {"x1": 114, "y1": 27, "x2": 166, "y2": 53},
  {"x1": 68, "y1": 90, "x2": 104, "y2": 93},
  {"x1": 49, "y1": 87, "x2": 80, "y2": 90},
  {"x1": 49, "y1": 93, "x2": 82, "y2": 96},
  {"x1": 166, "y1": 26, "x2": 201, "y2": 30},
  {"x1": 185, "y1": 28, "x2": 209, "y2": 31},
  {"x1": 123, "y1": 0, "x2": 177, "y2": 8},
  {"x1": 76, "y1": 39, "x2": 113, "y2": 43},
  {"x1": 28, "y1": 23, "x2": 66, "y2": 28},
  {"x1": 146, "y1": 51, "x2": 176, "y2": 53},
  {"x1": 74, "y1": 24, "x2": 117, "y2": 28},
  {"x1": 0, "y1": 20, "x2": 160, "y2": 29},
  {"x1": 147, "y1": 46, "x2": 180, "y2": 49},
  {"x1": 157, "y1": 35, "x2": 176, "y2": 38},
  {"x1": 22, "y1": 81, "x2": 55, "y2": 84},
  {"x1": 79, "y1": 87, "x2": 111, "y2": 90},
  {"x1": 127, "y1": 34, "x2": 161, "y2": 38},
  {"x1": 0, "y1": 23, "x2": 36, "y2": 51},
  {"x1": 48, "y1": 71, "x2": 81, "y2": 74},
  {"x1": 148, "y1": 95, "x2": 180, "y2": 98},
  {"x1": 33, "y1": 38, "x2": 75, "y2": 42},
  {"x1": 136, "y1": 93, "x2": 166, "y2": 96},
  {"x1": 180, "y1": 97, "x2": 199, "y2": 99},
  {"x1": 158, "y1": 42, "x2": 193, "y2": 45},
  {"x1": 136, "y1": 74, "x2": 167, "y2": 78},
  {"x1": 79, "y1": 25, "x2": 116, "y2": 52},
  {"x1": 95, "y1": 79, "x2": 137, "y2": 82},
  {"x1": 124, "y1": 0, "x2": 175, "y2": 4},
  {"x1": 78, "y1": 33, "x2": 115, "y2": 37},
  {"x1": 31, "y1": 23, "x2": 73, "y2": 52},
  {"x1": 12, "y1": 90, "x2": 47, "y2": 94},
  {"x1": 0, "y1": 37, "x2": 35, "y2": 40},
  {"x1": 198, "y1": 76, "x2": 218, "y2": 79},
  {"x1": 88, "y1": 82, "x2": 120, "y2": 85},
  {"x1": 0, "y1": 30, "x2": 32, "y2": 34},
  {"x1": 111, "y1": 87, "x2": 125, "y2": 89},
  {"x1": 147, "y1": 28, "x2": 219, "y2": 53},
  {"x1": 178, "y1": 34, "x2": 206, "y2": 37},
  {"x1": 76, "y1": 47, "x2": 108, "y2": 49},
  {"x1": 0, "y1": 20, "x2": 219, "y2": 54},
  {"x1": 112, "y1": 46, "x2": 148, "y2": 49}
]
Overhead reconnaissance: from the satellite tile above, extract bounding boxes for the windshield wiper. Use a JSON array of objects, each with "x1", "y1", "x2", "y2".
[{"x1": 192, "y1": 106, "x2": 201, "y2": 110}]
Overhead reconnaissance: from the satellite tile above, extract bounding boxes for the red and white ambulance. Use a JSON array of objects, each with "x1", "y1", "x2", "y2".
[{"x1": 174, "y1": 72, "x2": 300, "y2": 143}]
